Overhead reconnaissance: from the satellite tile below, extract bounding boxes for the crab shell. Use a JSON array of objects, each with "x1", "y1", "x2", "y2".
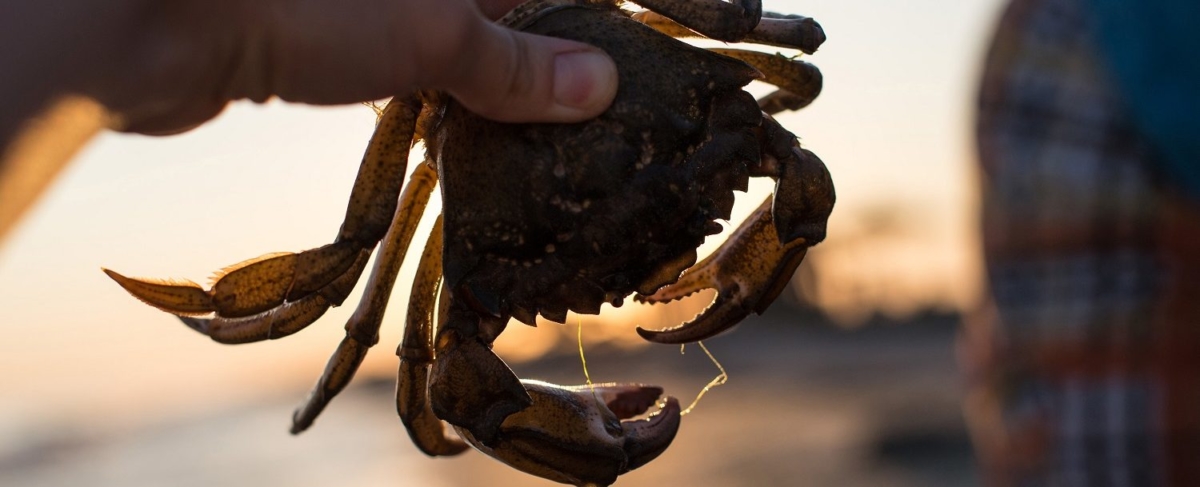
[
  {"x1": 424, "y1": 2, "x2": 832, "y2": 474},
  {"x1": 432, "y1": 4, "x2": 762, "y2": 324}
]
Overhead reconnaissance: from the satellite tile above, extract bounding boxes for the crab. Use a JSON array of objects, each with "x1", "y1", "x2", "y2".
[{"x1": 103, "y1": 0, "x2": 833, "y2": 485}]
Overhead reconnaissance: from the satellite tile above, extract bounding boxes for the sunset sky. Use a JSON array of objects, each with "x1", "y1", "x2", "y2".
[{"x1": 0, "y1": 0, "x2": 1005, "y2": 434}]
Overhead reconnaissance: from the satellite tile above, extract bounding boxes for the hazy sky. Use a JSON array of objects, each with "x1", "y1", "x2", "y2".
[{"x1": 0, "y1": 0, "x2": 1006, "y2": 430}]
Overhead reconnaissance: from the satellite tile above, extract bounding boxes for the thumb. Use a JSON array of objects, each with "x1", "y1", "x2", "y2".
[{"x1": 437, "y1": 22, "x2": 618, "y2": 123}]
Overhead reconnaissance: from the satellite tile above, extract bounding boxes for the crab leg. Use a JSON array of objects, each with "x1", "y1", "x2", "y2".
[
  {"x1": 755, "y1": 115, "x2": 835, "y2": 244},
  {"x1": 419, "y1": 295, "x2": 685, "y2": 485},
  {"x1": 291, "y1": 162, "x2": 438, "y2": 433},
  {"x1": 105, "y1": 96, "x2": 423, "y2": 339},
  {"x1": 707, "y1": 48, "x2": 823, "y2": 114},
  {"x1": 636, "y1": 116, "x2": 833, "y2": 343},
  {"x1": 632, "y1": 9, "x2": 825, "y2": 54},
  {"x1": 423, "y1": 289, "x2": 682, "y2": 485},
  {"x1": 410, "y1": 225, "x2": 683, "y2": 484},
  {"x1": 428, "y1": 303, "x2": 530, "y2": 444},
  {"x1": 628, "y1": 9, "x2": 826, "y2": 116},
  {"x1": 626, "y1": 0, "x2": 761, "y2": 43},
  {"x1": 394, "y1": 215, "x2": 470, "y2": 455},
  {"x1": 174, "y1": 251, "x2": 369, "y2": 344},
  {"x1": 756, "y1": 90, "x2": 810, "y2": 116}
]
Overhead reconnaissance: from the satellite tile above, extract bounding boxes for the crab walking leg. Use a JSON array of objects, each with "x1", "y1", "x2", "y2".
[
  {"x1": 627, "y1": 10, "x2": 825, "y2": 116},
  {"x1": 628, "y1": 0, "x2": 762, "y2": 43},
  {"x1": 102, "y1": 243, "x2": 366, "y2": 320},
  {"x1": 172, "y1": 250, "x2": 371, "y2": 344},
  {"x1": 706, "y1": 48, "x2": 823, "y2": 114},
  {"x1": 393, "y1": 215, "x2": 470, "y2": 455},
  {"x1": 749, "y1": 12, "x2": 826, "y2": 54},
  {"x1": 105, "y1": 96, "x2": 423, "y2": 323},
  {"x1": 756, "y1": 90, "x2": 810, "y2": 116},
  {"x1": 631, "y1": 9, "x2": 825, "y2": 54},
  {"x1": 636, "y1": 117, "x2": 833, "y2": 343},
  {"x1": 290, "y1": 163, "x2": 439, "y2": 434}
]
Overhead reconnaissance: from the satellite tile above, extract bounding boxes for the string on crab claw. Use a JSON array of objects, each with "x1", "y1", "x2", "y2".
[
  {"x1": 578, "y1": 316, "x2": 602, "y2": 404},
  {"x1": 680, "y1": 341, "x2": 728, "y2": 416}
]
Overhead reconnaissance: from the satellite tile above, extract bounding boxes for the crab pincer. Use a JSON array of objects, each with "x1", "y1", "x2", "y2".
[
  {"x1": 456, "y1": 381, "x2": 681, "y2": 487},
  {"x1": 636, "y1": 145, "x2": 834, "y2": 344}
]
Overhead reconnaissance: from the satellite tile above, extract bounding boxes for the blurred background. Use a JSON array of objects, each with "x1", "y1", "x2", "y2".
[{"x1": 0, "y1": 0, "x2": 1006, "y2": 485}]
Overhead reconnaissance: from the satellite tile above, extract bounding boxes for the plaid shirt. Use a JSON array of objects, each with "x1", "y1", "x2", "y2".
[{"x1": 964, "y1": 0, "x2": 1200, "y2": 485}]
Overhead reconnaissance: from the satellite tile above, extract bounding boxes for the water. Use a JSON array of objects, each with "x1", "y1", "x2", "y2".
[{"x1": 1, "y1": 308, "x2": 978, "y2": 487}]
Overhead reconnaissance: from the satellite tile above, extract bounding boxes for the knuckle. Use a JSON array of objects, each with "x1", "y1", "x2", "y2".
[{"x1": 500, "y1": 34, "x2": 537, "y2": 101}]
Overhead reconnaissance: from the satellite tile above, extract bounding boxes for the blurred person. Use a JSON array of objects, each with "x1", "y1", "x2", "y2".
[
  {"x1": 0, "y1": 0, "x2": 618, "y2": 239},
  {"x1": 964, "y1": 0, "x2": 1200, "y2": 485}
]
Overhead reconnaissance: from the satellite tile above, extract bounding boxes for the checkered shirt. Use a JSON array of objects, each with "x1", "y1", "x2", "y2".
[{"x1": 964, "y1": 0, "x2": 1200, "y2": 485}]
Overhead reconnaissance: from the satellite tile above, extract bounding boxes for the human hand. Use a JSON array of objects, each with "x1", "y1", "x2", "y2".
[
  {"x1": 74, "y1": 0, "x2": 619, "y2": 134},
  {"x1": 0, "y1": 0, "x2": 619, "y2": 241}
]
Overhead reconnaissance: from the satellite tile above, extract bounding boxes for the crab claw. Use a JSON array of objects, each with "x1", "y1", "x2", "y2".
[
  {"x1": 455, "y1": 381, "x2": 681, "y2": 487},
  {"x1": 634, "y1": 198, "x2": 811, "y2": 343}
]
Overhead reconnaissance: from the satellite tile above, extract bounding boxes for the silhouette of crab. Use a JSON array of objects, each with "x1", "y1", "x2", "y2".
[{"x1": 106, "y1": 0, "x2": 832, "y2": 485}]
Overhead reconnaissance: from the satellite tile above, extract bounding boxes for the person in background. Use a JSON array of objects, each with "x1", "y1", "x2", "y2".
[
  {"x1": 964, "y1": 0, "x2": 1200, "y2": 485},
  {"x1": 0, "y1": 0, "x2": 618, "y2": 239}
]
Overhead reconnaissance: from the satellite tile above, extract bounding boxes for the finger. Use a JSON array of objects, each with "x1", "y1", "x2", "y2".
[
  {"x1": 240, "y1": 0, "x2": 617, "y2": 123},
  {"x1": 435, "y1": 22, "x2": 618, "y2": 123},
  {"x1": 109, "y1": 0, "x2": 618, "y2": 132},
  {"x1": 119, "y1": 98, "x2": 227, "y2": 136}
]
